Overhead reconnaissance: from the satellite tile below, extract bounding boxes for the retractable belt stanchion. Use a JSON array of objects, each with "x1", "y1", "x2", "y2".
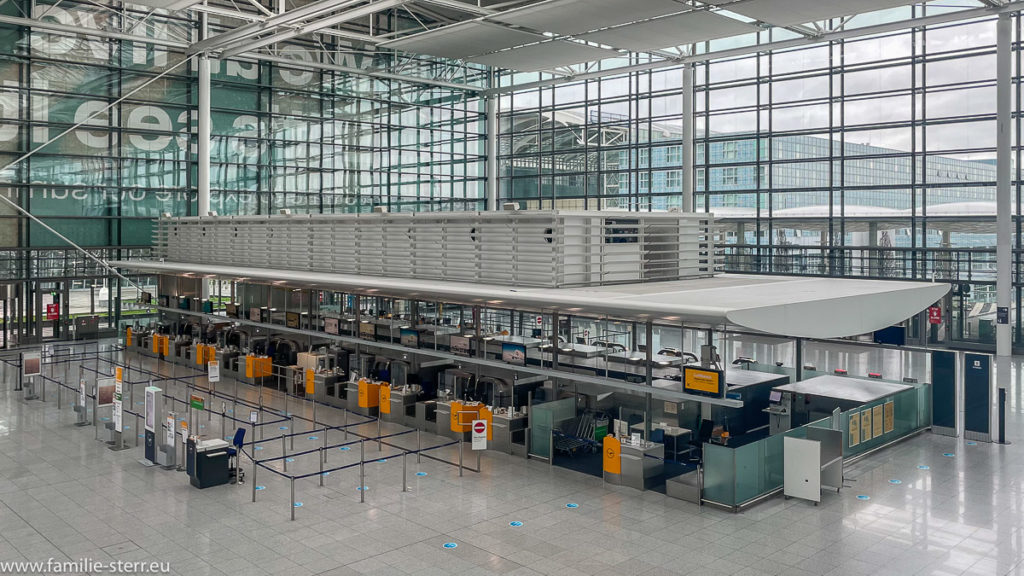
[{"x1": 359, "y1": 440, "x2": 365, "y2": 503}]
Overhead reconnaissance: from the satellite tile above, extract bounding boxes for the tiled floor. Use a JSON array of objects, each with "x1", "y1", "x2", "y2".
[{"x1": 0, "y1": 344, "x2": 1022, "y2": 576}]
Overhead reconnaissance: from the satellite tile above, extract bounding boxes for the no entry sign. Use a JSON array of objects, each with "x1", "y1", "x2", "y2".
[{"x1": 471, "y1": 419, "x2": 487, "y2": 451}]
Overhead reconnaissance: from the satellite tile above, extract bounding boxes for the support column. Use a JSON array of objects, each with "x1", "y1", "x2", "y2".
[
  {"x1": 198, "y1": 54, "x2": 211, "y2": 218},
  {"x1": 486, "y1": 93, "x2": 499, "y2": 211},
  {"x1": 682, "y1": 63, "x2": 694, "y2": 213},
  {"x1": 995, "y1": 12, "x2": 1011, "y2": 441}
]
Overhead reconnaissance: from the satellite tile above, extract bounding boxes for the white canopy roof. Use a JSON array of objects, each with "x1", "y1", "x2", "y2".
[{"x1": 113, "y1": 260, "x2": 949, "y2": 339}]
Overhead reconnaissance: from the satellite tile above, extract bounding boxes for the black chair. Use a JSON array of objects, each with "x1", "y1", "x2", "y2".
[
  {"x1": 228, "y1": 428, "x2": 245, "y2": 484},
  {"x1": 689, "y1": 419, "x2": 714, "y2": 463}
]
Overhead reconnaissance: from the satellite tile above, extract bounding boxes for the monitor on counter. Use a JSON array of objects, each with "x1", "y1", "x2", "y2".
[
  {"x1": 682, "y1": 366, "x2": 725, "y2": 398},
  {"x1": 501, "y1": 343, "x2": 526, "y2": 367},
  {"x1": 769, "y1": 390, "x2": 782, "y2": 404}
]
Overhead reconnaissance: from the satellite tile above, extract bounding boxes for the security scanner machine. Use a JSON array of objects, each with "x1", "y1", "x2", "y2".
[
  {"x1": 772, "y1": 375, "x2": 912, "y2": 428},
  {"x1": 186, "y1": 436, "x2": 230, "y2": 489}
]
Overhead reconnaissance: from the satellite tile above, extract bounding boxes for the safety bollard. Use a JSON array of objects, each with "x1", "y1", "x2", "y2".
[
  {"x1": 359, "y1": 440, "x2": 365, "y2": 503},
  {"x1": 402, "y1": 451, "x2": 408, "y2": 493},
  {"x1": 417, "y1": 429, "x2": 421, "y2": 464},
  {"x1": 459, "y1": 438, "x2": 464, "y2": 477},
  {"x1": 319, "y1": 447, "x2": 324, "y2": 487},
  {"x1": 282, "y1": 435, "x2": 288, "y2": 473},
  {"x1": 290, "y1": 478, "x2": 296, "y2": 521}
]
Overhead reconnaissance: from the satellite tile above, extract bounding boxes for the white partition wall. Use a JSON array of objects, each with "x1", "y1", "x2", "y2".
[{"x1": 154, "y1": 211, "x2": 723, "y2": 288}]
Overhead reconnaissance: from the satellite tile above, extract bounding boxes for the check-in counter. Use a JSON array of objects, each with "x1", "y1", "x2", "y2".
[
  {"x1": 314, "y1": 372, "x2": 344, "y2": 408},
  {"x1": 435, "y1": 401, "x2": 453, "y2": 439},
  {"x1": 386, "y1": 385, "x2": 420, "y2": 426},
  {"x1": 603, "y1": 435, "x2": 664, "y2": 491},
  {"x1": 491, "y1": 409, "x2": 527, "y2": 455},
  {"x1": 415, "y1": 400, "x2": 437, "y2": 431}
]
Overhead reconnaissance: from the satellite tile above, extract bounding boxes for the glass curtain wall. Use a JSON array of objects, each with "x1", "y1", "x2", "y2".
[
  {"x1": 497, "y1": 7, "x2": 1022, "y2": 349},
  {"x1": 0, "y1": 1, "x2": 485, "y2": 340}
]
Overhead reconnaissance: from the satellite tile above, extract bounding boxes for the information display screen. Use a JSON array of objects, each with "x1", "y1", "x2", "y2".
[
  {"x1": 682, "y1": 366, "x2": 724, "y2": 398},
  {"x1": 450, "y1": 336, "x2": 470, "y2": 356},
  {"x1": 501, "y1": 343, "x2": 527, "y2": 366},
  {"x1": 400, "y1": 328, "x2": 419, "y2": 348}
]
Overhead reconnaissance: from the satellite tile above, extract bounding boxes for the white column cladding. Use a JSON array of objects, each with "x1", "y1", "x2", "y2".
[
  {"x1": 486, "y1": 91, "x2": 499, "y2": 211},
  {"x1": 198, "y1": 54, "x2": 211, "y2": 218},
  {"x1": 682, "y1": 62, "x2": 694, "y2": 213},
  {"x1": 995, "y1": 12, "x2": 1011, "y2": 436}
]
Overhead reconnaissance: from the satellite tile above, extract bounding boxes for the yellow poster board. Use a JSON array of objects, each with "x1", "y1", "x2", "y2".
[
  {"x1": 849, "y1": 412, "x2": 860, "y2": 447},
  {"x1": 151, "y1": 334, "x2": 159, "y2": 354},
  {"x1": 603, "y1": 435, "x2": 621, "y2": 474},
  {"x1": 126, "y1": 327, "x2": 132, "y2": 348},
  {"x1": 115, "y1": 366, "x2": 123, "y2": 383},
  {"x1": 872, "y1": 404, "x2": 884, "y2": 438},
  {"x1": 162, "y1": 335, "x2": 170, "y2": 357},
  {"x1": 358, "y1": 379, "x2": 380, "y2": 408},
  {"x1": 860, "y1": 409, "x2": 872, "y2": 443},
  {"x1": 883, "y1": 400, "x2": 895, "y2": 434},
  {"x1": 379, "y1": 384, "x2": 391, "y2": 414}
]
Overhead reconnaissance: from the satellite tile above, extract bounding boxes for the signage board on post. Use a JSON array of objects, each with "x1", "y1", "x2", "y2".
[
  {"x1": 249, "y1": 410, "x2": 259, "y2": 424},
  {"x1": 190, "y1": 395, "x2": 205, "y2": 411},
  {"x1": 165, "y1": 414, "x2": 175, "y2": 447},
  {"x1": 96, "y1": 378, "x2": 115, "y2": 407},
  {"x1": 79, "y1": 380, "x2": 86, "y2": 408},
  {"x1": 21, "y1": 351, "x2": 41, "y2": 377},
  {"x1": 113, "y1": 378, "x2": 123, "y2": 431},
  {"x1": 928, "y1": 306, "x2": 942, "y2": 325},
  {"x1": 471, "y1": 419, "x2": 488, "y2": 450},
  {"x1": 208, "y1": 361, "x2": 220, "y2": 384}
]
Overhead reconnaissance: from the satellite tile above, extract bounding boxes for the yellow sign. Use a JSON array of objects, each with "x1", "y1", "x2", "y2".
[
  {"x1": 603, "y1": 435, "x2": 621, "y2": 474},
  {"x1": 358, "y1": 379, "x2": 380, "y2": 408},
  {"x1": 115, "y1": 367, "x2": 123, "y2": 383},
  {"x1": 883, "y1": 400, "x2": 895, "y2": 434},
  {"x1": 126, "y1": 327, "x2": 132, "y2": 348},
  {"x1": 684, "y1": 367, "x2": 721, "y2": 395},
  {"x1": 162, "y1": 336, "x2": 170, "y2": 357},
  {"x1": 860, "y1": 409, "x2": 872, "y2": 443},
  {"x1": 151, "y1": 334, "x2": 159, "y2": 354},
  {"x1": 379, "y1": 384, "x2": 391, "y2": 414},
  {"x1": 305, "y1": 369, "x2": 315, "y2": 395},
  {"x1": 849, "y1": 411, "x2": 860, "y2": 447},
  {"x1": 872, "y1": 404, "x2": 884, "y2": 437}
]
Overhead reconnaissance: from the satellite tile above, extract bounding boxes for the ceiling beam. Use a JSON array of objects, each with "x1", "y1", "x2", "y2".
[{"x1": 482, "y1": 1, "x2": 1024, "y2": 96}]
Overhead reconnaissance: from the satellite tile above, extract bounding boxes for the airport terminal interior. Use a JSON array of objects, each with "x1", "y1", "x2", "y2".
[{"x1": 1, "y1": 0, "x2": 1024, "y2": 575}]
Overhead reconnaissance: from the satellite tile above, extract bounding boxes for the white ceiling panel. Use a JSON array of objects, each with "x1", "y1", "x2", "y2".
[
  {"x1": 468, "y1": 41, "x2": 619, "y2": 72},
  {"x1": 380, "y1": 21, "x2": 543, "y2": 59},
  {"x1": 496, "y1": 0, "x2": 690, "y2": 36},
  {"x1": 727, "y1": 0, "x2": 917, "y2": 27},
  {"x1": 578, "y1": 11, "x2": 757, "y2": 52}
]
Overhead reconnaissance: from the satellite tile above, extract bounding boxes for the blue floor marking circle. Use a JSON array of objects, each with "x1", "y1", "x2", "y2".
[
  {"x1": 415, "y1": 472, "x2": 427, "y2": 477},
  {"x1": 442, "y1": 543, "x2": 457, "y2": 549},
  {"x1": 889, "y1": 479, "x2": 902, "y2": 485},
  {"x1": 254, "y1": 446, "x2": 263, "y2": 451},
  {"x1": 918, "y1": 465, "x2": 930, "y2": 470},
  {"x1": 943, "y1": 453, "x2": 956, "y2": 457},
  {"x1": 279, "y1": 426, "x2": 288, "y2": 430},
  {"x1": 293, "y1": 502, "x2": 302, "y2": 508},
  {"x1": 285, "y1": 458, "x2": 295, "y2": 463},
  {"x1": 308, "y1": 436, "x2": 318, "y2": 440},
  {"x1": 357, "y1": 486, "x2": 369, "y2": 491},
  {"x1": 966, "y1": 441, "x2": 977, "y2": 446},
  {"x1": 101, "y1": 417, "x2": 110, "y2": 421},
  {"x1": 255, "y1": 486, "x2": 266, "y2": 491},
  {"x1": 509, "y1": 521, "x2": 523, "y2": 527},
  {"x1": 321, "y1": 471, "x2": 330, "y2": 477},
  {"x1": 565, "y1": 503, "x2": 579, "y2": 508},
  {"x1": 377, "y1": 458, "x2": 387, "y2": 463},
  {"x1": 856, "y1": 495, "x2": 871, "y2": 500},
  {"x1": 339, "y1": 446, "x2": 351, "y2": 451}
]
